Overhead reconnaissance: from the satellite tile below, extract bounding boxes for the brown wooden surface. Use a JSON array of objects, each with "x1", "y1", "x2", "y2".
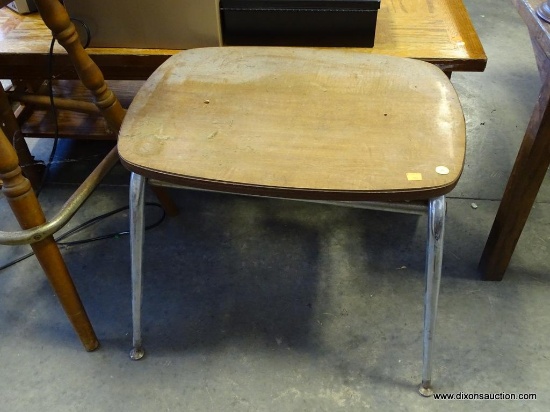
[
  {"x1": 0, "y1": 0, "x2": 486, "y2": 80},
  {"x1": 0, "y1": 1, "x2": 102, "y2": 351},
  {"x1": 119, "y1": 47, "x2": 465, "y2": 201},
  {"x1": 0, "y1": 84, "x2": 44, "y2": 188},
  {"x1": 479, "y1": 0, "x2": 550, "y2": 281},
  {"x1": 15, "y1": 80, "x2": 143, "y2": 139},
  {"x1": 32, "y1": 0, "x2": 126, "y2": 132},
  {"x1": 0, "y1": 127, "x2": 98, "y2": 351},
  {"x1": 517, "y1": 0, "x2": 550, "y2": 58},
  {"x1": 0, "y1": 0, "x2": 127, "y2": 350}
]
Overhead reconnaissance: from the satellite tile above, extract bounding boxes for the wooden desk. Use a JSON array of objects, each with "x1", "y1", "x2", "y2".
[
  {"x1": 479, "y1": 0, "x2": 550, "y2": 280},
  {"x1": 0, "y1": 0, "x2": 486, "y2": 184},
  {"x1": 0, "y1": 0, "x2": 486, "y2": 80}
]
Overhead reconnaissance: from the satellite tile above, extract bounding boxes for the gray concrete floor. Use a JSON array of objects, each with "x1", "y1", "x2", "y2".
[{"x1": 1, "y1": 1, "x2": 549, "y2": 411}]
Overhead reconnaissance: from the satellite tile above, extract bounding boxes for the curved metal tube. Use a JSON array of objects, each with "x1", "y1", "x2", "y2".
[
  {"x1": 150, "y1": 180, "x2": 429, "y2": 215},
  {"x1": 537, "y1": 1, "x2": 550, "y2": 23},
  {"x1": 0, "y1": 147, "x2": 119, "y2": 246}
]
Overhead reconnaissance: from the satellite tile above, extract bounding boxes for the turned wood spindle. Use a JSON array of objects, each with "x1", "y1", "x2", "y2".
[
  {"x1": 34, "y1": 0, "x2": 125, "y2": 132},
  {"x1": 0, "y1": 127, "x2": 99, "y2": 351}
]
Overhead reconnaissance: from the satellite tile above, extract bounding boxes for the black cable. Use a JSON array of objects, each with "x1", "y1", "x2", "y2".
[
  {"x1": 0, "y1": 202, "x2": 166, "y2": 272},
  {"x1": 35, "y1": 17, "x2": 91, "y2": 197},
  {"x1": 70, "y1": 18, "x2": 91, "y2": 49},
  {"x1": 0, "y1": 9, "x2": 163, "y2": 272},
  {"x1": 34, "y1": 36, "x2": 59, "y2": 198},
  {"x1": 57, "y1": 202, "x2": 165, "y2": 246}
]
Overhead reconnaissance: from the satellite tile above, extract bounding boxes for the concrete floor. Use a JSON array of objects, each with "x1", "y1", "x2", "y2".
[{"x1": 1, "y1": 1, "x2": 549, "y2": 410}]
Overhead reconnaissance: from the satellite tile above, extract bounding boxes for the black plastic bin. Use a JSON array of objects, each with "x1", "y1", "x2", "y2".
[{"x1": 220, "y1": 0, "x2": 381, "y2": 47}]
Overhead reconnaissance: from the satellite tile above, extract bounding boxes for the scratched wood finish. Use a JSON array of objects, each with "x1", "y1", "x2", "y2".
[
  {"x1": 0, "y1": 127, "x2": 99, "y2": 350},
  {"x1": 0, "y1": 0, "x2": 486, "y2": 80},
  {"x1": 119, "y1": 47, "x2": 465, "y2": 201},
  {"x1": 479, "y1": 0, "x2": 550, "y2": 280}
]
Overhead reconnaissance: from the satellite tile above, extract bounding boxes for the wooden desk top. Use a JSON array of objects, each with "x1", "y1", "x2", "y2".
[
  {"x1": 0, "y1": 0, "x2": 486, "y2": 79},
  {"x1": 119, "y1": 48, "x2": 465, "y2": 200}
]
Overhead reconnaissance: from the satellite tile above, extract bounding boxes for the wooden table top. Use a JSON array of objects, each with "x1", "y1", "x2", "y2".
[
  {"x1": 119, "y1": 48, "x2": 466, "y2": 200},
  {"x1": 0, "y1": 0, "x2": 486, "y2": 80}
]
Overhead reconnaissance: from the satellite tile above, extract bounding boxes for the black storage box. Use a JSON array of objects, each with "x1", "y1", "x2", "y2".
[{"x1": 220, "y1": 0, "x2": 381, "y2": 47}]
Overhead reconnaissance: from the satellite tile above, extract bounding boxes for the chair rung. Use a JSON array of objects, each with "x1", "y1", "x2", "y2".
[{"x1": 18, "y1": 80, "x2": 143, "y2": 139}]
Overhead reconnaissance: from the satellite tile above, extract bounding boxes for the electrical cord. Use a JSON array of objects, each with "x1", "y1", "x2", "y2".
[
  {"x1": 0, "y1": 202, "x2": 166, "y2": 272},
  {"x1": 34, "y1": 36, "x2": 60, "y2": 198},
  {"x1": 0, "y1": 14, "x2": 167, "y2": 273},
  {"x1": 70, "y1": 18, "x2": 91, "y2": 49},
  {"x1": 35, "y1": 17, "x2": 91, "y2": 198}
]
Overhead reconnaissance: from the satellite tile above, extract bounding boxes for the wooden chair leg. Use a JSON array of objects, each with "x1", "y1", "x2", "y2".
[
  {"x1": 0, "y1": 85, "x2": 45, "y2": 190},
  {"x1": 149, "y1": 185, "x2": 179, "y2": 217},
  {"x1": 0, "y1": 130, "x2": 98, "y2": 351},
  {"x1": 30, "y1": 236, "x2": 99, "y2": 351},
  {"x1": 479, "y1": 77, "x2": 550, "y2": 281}
]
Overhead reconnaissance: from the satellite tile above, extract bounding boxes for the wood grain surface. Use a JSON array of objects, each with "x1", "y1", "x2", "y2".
[
  {"x1": 0, "y1": 0, "x2": 486, "y2": 80},
  {"x1": 119, "y1": 47, "x2": 465, "y2": 201}
]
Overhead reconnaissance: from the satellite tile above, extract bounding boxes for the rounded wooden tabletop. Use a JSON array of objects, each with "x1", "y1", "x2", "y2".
[{"x1": 119, "y1": 47, "x2": 465, "y2": 201}]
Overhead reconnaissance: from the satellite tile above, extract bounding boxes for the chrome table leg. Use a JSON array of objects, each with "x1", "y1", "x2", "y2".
[
  {"x1": 419, "y1": 196, "x2": 446, "y2": 396},
  {"x1": 129, "y1": 172, "x2": 146, "y2": 360}
]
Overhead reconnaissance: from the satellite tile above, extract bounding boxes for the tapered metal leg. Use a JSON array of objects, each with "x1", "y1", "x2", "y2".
[
  {"x1": 419, "y1": 196, "x2": 446, "y2": 397},
  {"x1": 129, "y1": 173, "x2": 146, "y2": 360}
]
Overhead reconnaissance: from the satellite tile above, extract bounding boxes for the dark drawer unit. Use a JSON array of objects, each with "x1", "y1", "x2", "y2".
[{"x1": 220, "y1": 0, "x2": 381, "y2": 47}]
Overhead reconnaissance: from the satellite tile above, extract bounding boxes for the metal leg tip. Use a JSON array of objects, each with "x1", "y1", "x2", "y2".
[
  {"x1": 418, "y1": 383, "x2": 434, "y2": 397},
  {"x1": 129, "y1": 347, "x2": 145, "y2": 360},
  {"x1": 537, "y1": 3, "x2": 550, "y2": 23}
]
